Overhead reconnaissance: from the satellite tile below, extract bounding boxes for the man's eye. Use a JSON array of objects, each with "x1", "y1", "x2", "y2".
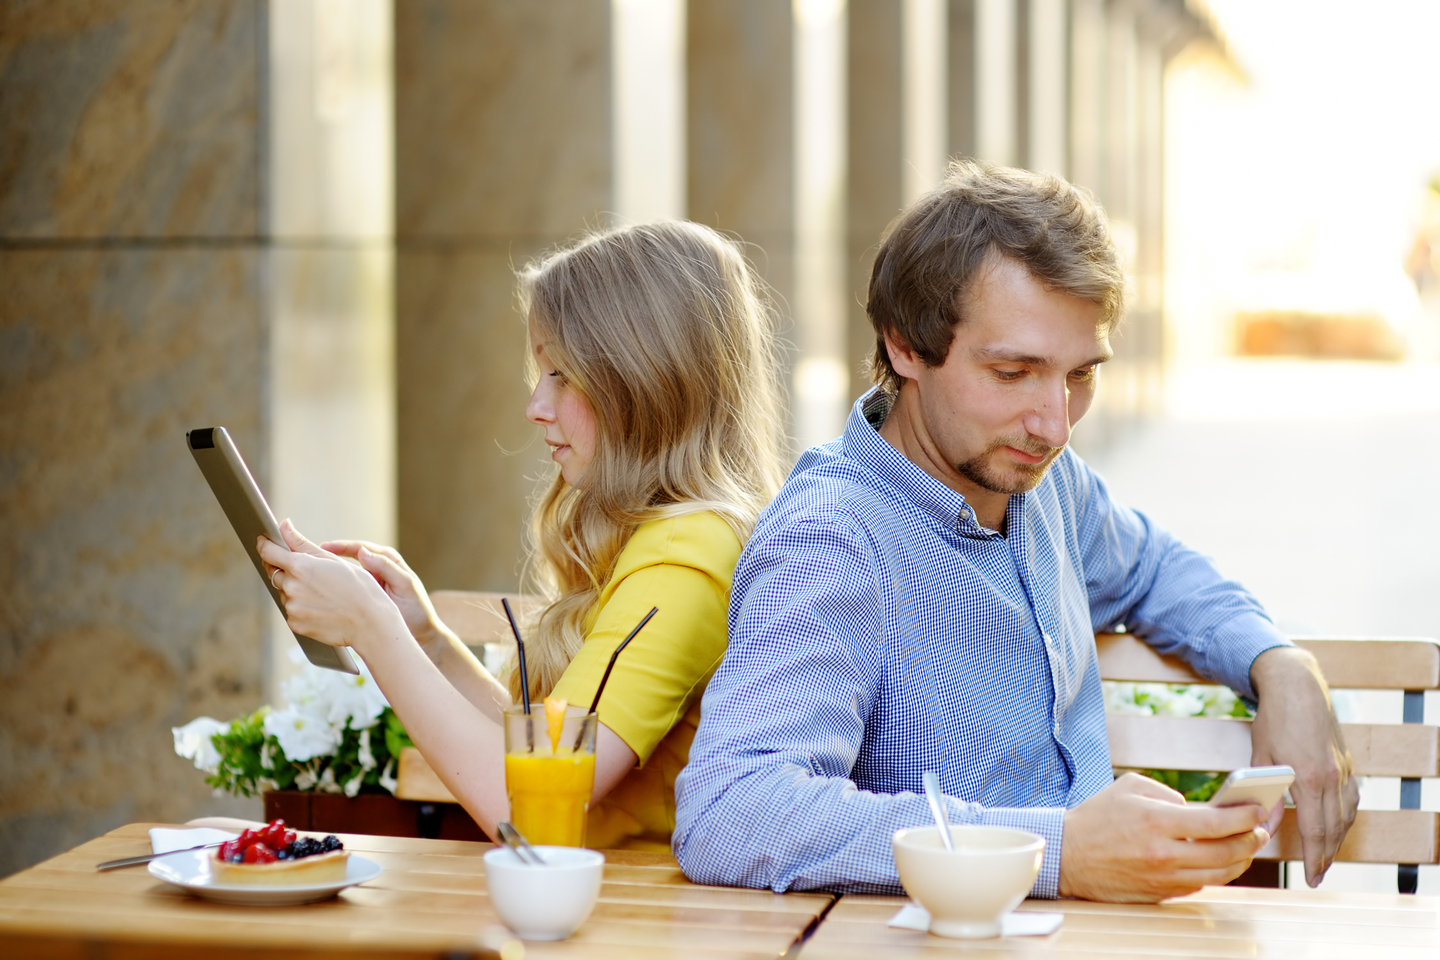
[
  {"x1": 994, "y1": 369, "x2": 1025, "y2": 381},
  {"x1": 1070, "y1": 367, "x2": 1097, "y2": 382}
]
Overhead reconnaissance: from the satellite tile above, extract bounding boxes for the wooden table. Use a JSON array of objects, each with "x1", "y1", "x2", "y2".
[
  {"x1": 801, "y1": 887, "x2": 1440, "y2": 959},
  {"x1": 0, "y1": 824, "x2": 833, "y2": 959}
]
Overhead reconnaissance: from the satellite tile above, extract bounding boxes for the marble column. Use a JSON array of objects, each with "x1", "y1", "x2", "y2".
[
  {"x1": 395, "y1": 1, "x2": 612, "y2": 593},
  {"x1": 1, "y1": 0, "x2": 270, "y2": 876},
  {"x1": 0, "y1": 0, "x2": 396, "y2": 876}
]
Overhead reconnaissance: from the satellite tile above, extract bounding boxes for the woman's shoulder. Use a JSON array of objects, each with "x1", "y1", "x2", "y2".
[{"x1": 614, "y1": 510, "x2": 744, "y2": 582}]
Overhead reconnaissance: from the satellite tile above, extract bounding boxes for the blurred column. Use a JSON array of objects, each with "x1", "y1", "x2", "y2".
[
  {"x1": 792, "y1": 0, "x2": 850, "y2": 449},
  {"x1": 846, "y1": 0, "x2": 905, "y2": 398},
  {"x1": 1026, "y1": 0, "x2": 1068, "y2": 176},
  {"x1": 265, "y1": 0, "x2": 395, "y2": 695},
  {"x1": 688, "y1": 1, "x2": 808, "y2": 447},
  {"x1": 1068, "y1": 0, "x2": 1105, "y2": 196},
  {"x1": 974, "y1": 0, "x2": 1018, "y2": 165},
  {"x1": 395, "y1": 1, "x2": 613, "y2": 593},
  {"x1": 614, "y1": 0, "x2": 686, "y2": 223},
  {"x1": 948, "y1": 0, "x2": 977, "y2": 159},
  {"x1": 903, "y1": 0, "x2": 948, "y2": 201}
]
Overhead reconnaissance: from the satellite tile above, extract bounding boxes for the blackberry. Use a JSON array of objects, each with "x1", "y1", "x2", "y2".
[{"x1": 320, "y1": 836, "x2": 342, "y2": 852}]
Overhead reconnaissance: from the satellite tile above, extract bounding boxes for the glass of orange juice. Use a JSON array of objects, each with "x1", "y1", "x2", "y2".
[{"x1": 503, "y1": 703, "x2": 597, "y2": 847}]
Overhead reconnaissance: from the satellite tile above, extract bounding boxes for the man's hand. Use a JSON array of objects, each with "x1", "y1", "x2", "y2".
[
  {"x1": 1249, "y1": 645, "x2": 1358, "y2": 888},
  {"x1": 1058, "y1": 773, "x2": 1270, "y2": 903}
]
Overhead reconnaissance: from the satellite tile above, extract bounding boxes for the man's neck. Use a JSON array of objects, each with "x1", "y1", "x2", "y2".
[{"x1": 875, "y1": 388, "x2": 1010, "y2": 532}]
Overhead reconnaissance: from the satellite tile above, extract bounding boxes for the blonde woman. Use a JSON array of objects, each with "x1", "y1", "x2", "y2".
[{"x1": 258, "y1": 220, "x2": 786, "y2": 850}]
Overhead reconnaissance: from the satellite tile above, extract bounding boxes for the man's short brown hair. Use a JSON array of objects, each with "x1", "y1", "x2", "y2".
[{"x1": 866, "y1": 159, "x2": 1126, "y2": 395}]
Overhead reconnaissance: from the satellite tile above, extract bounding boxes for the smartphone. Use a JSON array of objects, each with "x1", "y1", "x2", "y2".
[
  {"x1": 186, "y1": 426, "x2": 360, "y2": 674},
  {"x1": 1208, "y1": 765, "x2": 1295, "y2": 810}
]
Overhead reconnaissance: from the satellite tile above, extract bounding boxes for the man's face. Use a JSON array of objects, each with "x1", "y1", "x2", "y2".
[{"x1": 883, "y1": 256, "x2": 1112, "y2": 508}]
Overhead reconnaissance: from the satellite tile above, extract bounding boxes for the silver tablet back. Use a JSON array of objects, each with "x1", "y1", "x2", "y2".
[{"x1": 187, "y1": 426, "x2": 360, "y2": 674}]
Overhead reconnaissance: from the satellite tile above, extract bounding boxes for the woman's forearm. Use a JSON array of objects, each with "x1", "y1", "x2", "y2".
[
  {"x1": 422, "y1": 622, "x2": 512, "y2": 722},
  {"x1": 353, "y1": 613, "x2": 512, "y2": 837}
]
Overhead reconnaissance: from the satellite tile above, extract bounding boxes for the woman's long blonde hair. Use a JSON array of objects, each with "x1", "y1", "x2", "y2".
[{"x1": 509, "y1": 220, "x2": 787, "y2": 701}]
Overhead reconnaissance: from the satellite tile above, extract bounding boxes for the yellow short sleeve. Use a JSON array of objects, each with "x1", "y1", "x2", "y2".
[{"x1": 550, "y1": 511, "x2": 740, "y2": 766}]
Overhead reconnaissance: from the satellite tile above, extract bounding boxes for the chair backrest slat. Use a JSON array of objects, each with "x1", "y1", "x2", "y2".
[
  {"x1": 430, "y1": 591, "x2": 543, "y2": 648},
  {"x1": 1273, "y1": 810, "x2": 1440, "y2": 865},
  {"x1": 1097, "y1": 633, "x2": 1440, "y2": 690}
]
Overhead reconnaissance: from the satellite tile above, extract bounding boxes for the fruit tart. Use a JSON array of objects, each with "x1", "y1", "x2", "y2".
[{"x1": 211, "y1": 820, "x2": 349, "y2": 885}]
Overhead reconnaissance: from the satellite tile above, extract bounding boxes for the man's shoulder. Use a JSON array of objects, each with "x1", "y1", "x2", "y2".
[{"x1": 755, "y1": 440, "x2": 907, "y2": 538}]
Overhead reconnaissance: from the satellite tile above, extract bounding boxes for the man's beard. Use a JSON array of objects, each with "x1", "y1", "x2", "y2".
[{"x1": 956, "y1": 437, "x2": 1063, "y2": 495}]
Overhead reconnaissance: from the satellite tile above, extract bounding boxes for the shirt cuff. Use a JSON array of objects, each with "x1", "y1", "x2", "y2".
[
  {"x1": 1201, "y1": 612, "x2": 1293, "y2": 701},
  {"x1": 972, "y1": 805, "x2": 1067, "y2": 899}
]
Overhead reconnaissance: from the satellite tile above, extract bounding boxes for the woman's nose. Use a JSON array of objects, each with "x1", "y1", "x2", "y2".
[{"x1": 526, "y1": 380, "x2": 553, "y2": 425}]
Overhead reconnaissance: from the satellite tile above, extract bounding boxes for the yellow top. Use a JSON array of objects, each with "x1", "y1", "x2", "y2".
[{"x1": 549, "y1": 510, "x2": 740, "y2": 851}]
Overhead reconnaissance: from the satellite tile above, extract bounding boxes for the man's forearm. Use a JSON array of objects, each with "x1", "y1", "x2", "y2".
[{"x1": 673, "y1": 759, "x2": 1067, "y2": 897}]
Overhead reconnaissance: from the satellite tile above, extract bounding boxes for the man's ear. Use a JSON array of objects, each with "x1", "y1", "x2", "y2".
[{"x1": 883, "y1": 330, "x2": 926, "y2": 381}]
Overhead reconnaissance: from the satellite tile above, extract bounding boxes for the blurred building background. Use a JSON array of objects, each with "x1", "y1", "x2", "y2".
[{"x1": 3, "y1": 0, "x2": 1437, "y2": 889}]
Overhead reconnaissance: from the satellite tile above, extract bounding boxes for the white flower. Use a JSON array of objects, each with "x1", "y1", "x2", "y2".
[
  {"x1": 172, "y1": 717, "x2": 228, "y2": 773},
  {"x1": 343, "y1": 769, "x2": 365, "y2": 798},
  {"x1": 317, "y1": 766, "x2": 342, "y2": 794},
  {"x1": 357, "y1": 727, "x2": 376, "y2": 771},
  {"x1": 264, "y1": 708, "x2": 343, "y2": 762},
  {"x1": 321, "y1": 668, "x2": 389, "y2": 731},
  {"x1": 295, "y1": 767, "x2": 318, "y2": 791},
  {"x1": 378, "y1": 757, "x2": 398, "y2": 795},
  {"x1": 279, "y1": 661, "x2": 389, "y2": 732}
]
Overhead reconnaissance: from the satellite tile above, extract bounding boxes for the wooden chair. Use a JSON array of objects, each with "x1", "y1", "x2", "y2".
[
  {"x1": 392, "y1": 591, "x2": 543, "y2": 805},
  {"x1": 1098, "y1": 632, "x2": 1440, "y2": 892}
]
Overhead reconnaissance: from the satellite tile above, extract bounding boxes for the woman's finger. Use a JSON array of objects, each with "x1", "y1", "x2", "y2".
[
  {"x1": 324, "y1": 539, "x2": 408, "y2": 567},
  {"x1": 279, "y1": 519, "x2": 330, "y2": 557},
  {"x1": 256, "y1": 536, "x2": 296, "y2": 572}
]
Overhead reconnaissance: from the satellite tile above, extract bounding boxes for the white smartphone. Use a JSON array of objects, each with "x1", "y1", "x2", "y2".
[
  {"x1": 186, "y1": 426, "x2": 360, "y2": 674},
  {"x1": 1208, "y1": 765, "x2": 1295, "y2": 810}
]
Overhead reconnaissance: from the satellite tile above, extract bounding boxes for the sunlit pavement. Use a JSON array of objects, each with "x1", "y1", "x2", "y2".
[{"x1": 1085, "y1": 358, "x2": 1440, "y2": 894}]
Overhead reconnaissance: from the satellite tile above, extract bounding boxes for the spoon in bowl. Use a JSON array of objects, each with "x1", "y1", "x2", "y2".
[
  {"x1": 922, "y1": 771, "x2": 955, "y2": 852},
  {"x1": 496, "y1": 821, "x2": 546, "y2": 866}
]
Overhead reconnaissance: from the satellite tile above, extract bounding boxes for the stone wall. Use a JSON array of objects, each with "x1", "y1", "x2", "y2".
[
  {"x1": 0, "y1": 0, "x2": 268, "y2": 877},
  {"x1": 394, "y1": 0, "x2": 610, "y2": 594}
]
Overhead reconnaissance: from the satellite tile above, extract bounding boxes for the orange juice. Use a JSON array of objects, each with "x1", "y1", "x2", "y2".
[{"x1": 505, "y1": 749, "x2": 596, "y2": 847}]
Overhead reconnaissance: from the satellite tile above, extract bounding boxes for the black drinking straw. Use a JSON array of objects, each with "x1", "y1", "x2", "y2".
[
  {"x1": 502, "y1": 597, "x2": 533, "y2": 752},
  {"x1": 574, "y1": 606, "x2": 658, "y2": 751}
]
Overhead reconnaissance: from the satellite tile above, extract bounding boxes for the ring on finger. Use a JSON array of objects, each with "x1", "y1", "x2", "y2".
[{"x1": 270, "y1": 568, "x2": 283, "y2": 589}]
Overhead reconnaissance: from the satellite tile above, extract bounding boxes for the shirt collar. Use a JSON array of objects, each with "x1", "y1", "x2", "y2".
[{"x1": 841, "y1": 387, "x2": 1000, "y2": 537}]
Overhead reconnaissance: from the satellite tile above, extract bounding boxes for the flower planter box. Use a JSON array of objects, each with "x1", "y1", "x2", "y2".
[{"x1": 263, "y1": 790, "x2": 488, "y2": 842}]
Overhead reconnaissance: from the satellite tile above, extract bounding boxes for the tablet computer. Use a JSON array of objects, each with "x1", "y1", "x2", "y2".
[{"x1": 186, "y1": 426, "x2": 360, "y2": 674}]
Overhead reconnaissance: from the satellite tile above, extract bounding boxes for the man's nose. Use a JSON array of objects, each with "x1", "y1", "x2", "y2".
[{"x1": 1025, "y1": 380, "x2": 1071, "y2": 449}]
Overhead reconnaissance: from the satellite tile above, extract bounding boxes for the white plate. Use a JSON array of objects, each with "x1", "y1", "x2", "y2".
[{"x1": 148, "y1": 849, "x2": 382, "y2": 906}]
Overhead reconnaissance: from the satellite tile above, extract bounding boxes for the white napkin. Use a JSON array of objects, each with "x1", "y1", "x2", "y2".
[
  {"x1": 149, "y1": 827, "x2": 238, "y2": 855},
  {"x1": 888, "y1": 902, "x2": 1064, "y2": 937}
]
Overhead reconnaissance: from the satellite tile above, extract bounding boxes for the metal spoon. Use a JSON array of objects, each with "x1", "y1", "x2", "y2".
[
  {"x1": 496, "y1": 821, "x2": 546, "y2": 866},
  {"x1": 921, "y1": 771, "x2": 955, "y2": 852}
]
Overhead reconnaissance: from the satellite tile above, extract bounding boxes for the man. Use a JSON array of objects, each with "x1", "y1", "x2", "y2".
[{"x1": 673, "y1": 161, "x2": 1356, "y2": 902}]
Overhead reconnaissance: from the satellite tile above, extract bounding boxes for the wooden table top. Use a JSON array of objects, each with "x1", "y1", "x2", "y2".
[
  {"x1": 801, "y1": 886, "x2": 1440, "y2": 959},
  {"x1": 6, "y1": 825, "x2": 1439, "y2": 960},
  {"x1": 0, "y1": 823, "x2": 833, "y2": 959}
]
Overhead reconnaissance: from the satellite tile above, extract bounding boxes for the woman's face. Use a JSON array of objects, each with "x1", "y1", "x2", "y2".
[{"x1": 526, "y1": 317, "x2": 599, "y2": 487}]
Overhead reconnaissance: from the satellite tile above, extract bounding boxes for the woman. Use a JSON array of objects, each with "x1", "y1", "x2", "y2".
[{"x1": 259, "y1": 220, "x2": 786, "y2": 850}]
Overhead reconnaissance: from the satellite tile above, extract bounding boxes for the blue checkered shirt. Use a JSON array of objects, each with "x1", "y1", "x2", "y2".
[{"x1": 673, "y1": 389, "x2": 1289, "y2": 897}]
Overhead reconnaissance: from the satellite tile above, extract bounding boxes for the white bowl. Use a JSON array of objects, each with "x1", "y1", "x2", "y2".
[
  {"x1": 892, "y1": 825, "x2": 1045, "y2": 939},
  {"x1": 482, "y1": 846, "x2": 605, "y2": 941}
]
